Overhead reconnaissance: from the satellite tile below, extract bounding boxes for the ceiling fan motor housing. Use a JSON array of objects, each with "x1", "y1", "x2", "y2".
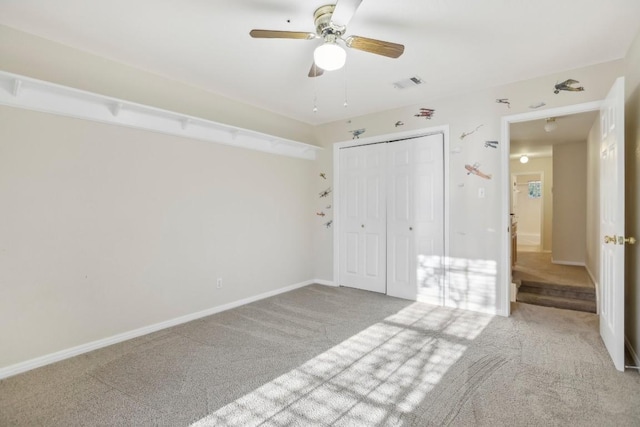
[{"x1": 314, "y1": 5, "x2": 344, "y2": 36}]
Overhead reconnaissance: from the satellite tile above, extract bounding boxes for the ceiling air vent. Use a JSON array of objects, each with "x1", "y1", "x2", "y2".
[{"x1": 393, "y1": 76, "x2": 424, "y2": 89}]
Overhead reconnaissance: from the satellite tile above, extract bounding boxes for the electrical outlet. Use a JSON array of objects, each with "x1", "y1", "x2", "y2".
[
  {"x1": 216, "y1": 278, "x2": 222, "y2": 289},
  {"x1": 478, "y1": 187, "x2": 486, "y2": 198}
]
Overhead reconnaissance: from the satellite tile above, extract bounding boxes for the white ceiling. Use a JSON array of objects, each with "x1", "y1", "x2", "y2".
[{"x1": 1, "y1": 0, "x2": 639, "y2": 125}]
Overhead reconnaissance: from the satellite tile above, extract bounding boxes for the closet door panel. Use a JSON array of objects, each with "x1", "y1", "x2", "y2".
[
  {"x1": 339, "y1": 144, "x2": 386, "y2": 293},
  {"x1": 387, "y1": 134, "x2": 444, "y2": 302},
  {"x1": 387, "y1": 139, "x2": 417, "y2": 299}
]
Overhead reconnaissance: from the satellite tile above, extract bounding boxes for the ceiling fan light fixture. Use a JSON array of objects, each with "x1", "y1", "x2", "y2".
[
  {"x1": 520, "y1": 155, "x2": 529, "y2": 164},
  {"x1": 314, "y1": 41, "x2": 346, "y2": 71}
]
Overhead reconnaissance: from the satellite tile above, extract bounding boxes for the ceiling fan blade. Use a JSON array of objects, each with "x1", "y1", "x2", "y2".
[
  {"x1": 250, "y1": 29, "x2": 316, "y2": 40},
  {"x1": 344, "y1": 35, "x2": 405, "y2": 58},
  {"x1": 330, "y1": 0, "x2": 363, "y2": 27},
  {"x1": 308, "y1": 62, "x2": 324, "y2": 78}
]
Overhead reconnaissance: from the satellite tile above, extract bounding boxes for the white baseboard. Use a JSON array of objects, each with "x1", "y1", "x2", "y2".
[
  {"x1": 0, "y1": 279, "x2": 315, "y2": 380},
  {"x1": 551, "y1": 259, "x2": 586, "y2": 267},
  {"x1": 625, "y1": 335, "x2": 640, "y2": 371},
  {"x1": 313, "y1": 279, "x2": 338, "y2": 287}
]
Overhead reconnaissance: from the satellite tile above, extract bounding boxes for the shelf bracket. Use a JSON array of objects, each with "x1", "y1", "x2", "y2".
[
  {"x1": 12, "y1": 79, "x2": 22, "y2": 97},
  {"x1": 111, "y1": 102, "x2": 123, "y2": 117}
]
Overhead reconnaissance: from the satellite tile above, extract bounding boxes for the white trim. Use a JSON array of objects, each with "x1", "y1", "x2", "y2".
[
  {"x1": 551, "y1": 259, "x2": 586, "y2": 267},
  {"x1": 0, "y1": 280, "x2": 314, "y2": 380},
  {"x1": 500, "y1": 101, "x2": 602, "y2": 317},
  {"x1": 332, "y1": 125, "x2": 450, "y2": 295},
  {"x1": 625, "y1": 336, "x2": 640, "y2": 369},
  {"x1": 313, "y1": 279, "x2": 338, "y2": 287},
  {"x1": 0, "y1": 71, "x2": 322, "y2": 160}
]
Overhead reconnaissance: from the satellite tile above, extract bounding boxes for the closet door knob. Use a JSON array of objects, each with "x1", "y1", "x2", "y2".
[
  {"x1": 409, "y1": 227, "x2": 413, "y2": 231},
  {"x1": 361, "y1": 224, "x2": 365, "y2": 228}
]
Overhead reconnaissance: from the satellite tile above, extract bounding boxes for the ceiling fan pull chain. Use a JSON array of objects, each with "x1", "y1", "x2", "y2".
[
  {"x1": 313, "y1": 74, "x2": 319, "y2": 113},
  {"x1": 343, "y1": 60, "x2": 348, "y2": 108}
]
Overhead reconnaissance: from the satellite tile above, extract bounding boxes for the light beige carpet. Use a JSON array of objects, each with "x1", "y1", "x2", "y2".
[{"x1": 1, "y1": 285, "x2": 639, "y2": 426}]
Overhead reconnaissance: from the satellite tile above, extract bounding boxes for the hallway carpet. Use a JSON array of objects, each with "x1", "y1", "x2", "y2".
[
  {"x1": 1, "y1": 285, "x2": 639, "y2": 426},
  {"x1": 514, "y1": 252, "x2": 597, "y2": 312}
]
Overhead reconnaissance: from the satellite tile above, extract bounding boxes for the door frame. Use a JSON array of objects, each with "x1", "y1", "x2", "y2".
[
  {"x1": 500, "y1": 101, "x2": 602, "y2": 316},
  {"x1": 333, "y1": 125, "x2": 451, "y2": 292}
]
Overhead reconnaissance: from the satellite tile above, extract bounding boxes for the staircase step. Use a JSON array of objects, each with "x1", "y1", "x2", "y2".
[
  {"x1": 519, "y1": 280, "x2": 595, "y2": 295},
  {"x1": 519, "y1": 281, "x2": 595, "y2": 302},
  {"x1": 516, "y1": 292, "x2": 596, "y2": 313}
]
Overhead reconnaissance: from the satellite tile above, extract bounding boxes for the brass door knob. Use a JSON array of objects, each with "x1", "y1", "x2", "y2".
[{"x1": 619, "y1": 236, "x2": 636, "y2": 245}]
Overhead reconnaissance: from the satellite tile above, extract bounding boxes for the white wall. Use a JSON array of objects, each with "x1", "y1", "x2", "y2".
[
  {"x1": 552, "y1": 141, "x2": 587, "y2": 264},
  {"x1": 314, "y1": 59, "x2": 624, "y2": 315},
  {"x1": 0, "y1": 106, "x2": 315, "y2": 370}
]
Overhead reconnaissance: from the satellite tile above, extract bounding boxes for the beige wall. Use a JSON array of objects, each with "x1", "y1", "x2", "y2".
[
  {"x1": 0, "y1": 106, "x2": 315, "y2": 369},
  {"x1": 624, "y1": 28, "x2": 640, "y2": 364},
  {"x1": 510, "y1": 157, "x2": 553, "y2": 252},
  {"x1": 0, "y1": 25, "x2": 322, "y2": 372},
  {"x1": 552, "y1": 142, "x2": 587, "y2": 264}
]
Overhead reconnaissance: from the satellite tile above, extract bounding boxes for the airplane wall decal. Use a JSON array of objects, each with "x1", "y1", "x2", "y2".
[{"x1": 465, "y1": 163, "x2": 492, "y2": 179}]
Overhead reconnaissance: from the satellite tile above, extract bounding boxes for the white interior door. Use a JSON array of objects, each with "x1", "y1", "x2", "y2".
[
  {"x1": 387, "y1": 134, "x2": 444, "y2": 303},
  {"x1": 338, "y1": 143, "x2": 387, "y2": 293},
  {"x1": 599, "y1": 76, "x2": 625, "y2": 371}
]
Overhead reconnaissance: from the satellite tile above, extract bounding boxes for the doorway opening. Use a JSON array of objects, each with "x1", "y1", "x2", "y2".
[
  {"x1": 500, "y1": 101, "x2": 602, "y2": 316},
  {"x1": 507, "y1": 110, "x2": 599, "y2": 313}
]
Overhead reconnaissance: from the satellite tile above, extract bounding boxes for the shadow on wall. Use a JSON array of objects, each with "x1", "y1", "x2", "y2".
[{"x1": 415, "y1": 256, "x2": 497, "y2": 314}]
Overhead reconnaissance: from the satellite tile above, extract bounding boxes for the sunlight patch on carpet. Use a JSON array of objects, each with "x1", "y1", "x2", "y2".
[{"x1": 191, "y1": 303, "x2": 493, "y2": 426}]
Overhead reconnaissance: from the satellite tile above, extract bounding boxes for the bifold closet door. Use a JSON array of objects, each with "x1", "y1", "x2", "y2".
[
  {"x1": 387, "y1": 134, "x2": 444, "y2": 303},
  {"x1": 338, "y1": 143, "x2": 387, "y2": 293}
]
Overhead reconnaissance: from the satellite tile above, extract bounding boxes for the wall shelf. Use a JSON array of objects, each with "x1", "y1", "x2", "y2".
[{"x1": 0, "y1": 71, "x2": 322, "y2": 160}]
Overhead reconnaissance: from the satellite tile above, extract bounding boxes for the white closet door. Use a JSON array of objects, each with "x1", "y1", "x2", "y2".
[
  {"x1": 387, "y1": 134, "x2": 444, "y2": 303},
  {"x1": 338, "y1": 143, "x2": 387, "y2": 293}
]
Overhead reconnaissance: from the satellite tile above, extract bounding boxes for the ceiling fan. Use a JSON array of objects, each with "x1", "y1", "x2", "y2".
[{"x1": 249, "y1": 0, "x2": 405, "y2": 77}]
